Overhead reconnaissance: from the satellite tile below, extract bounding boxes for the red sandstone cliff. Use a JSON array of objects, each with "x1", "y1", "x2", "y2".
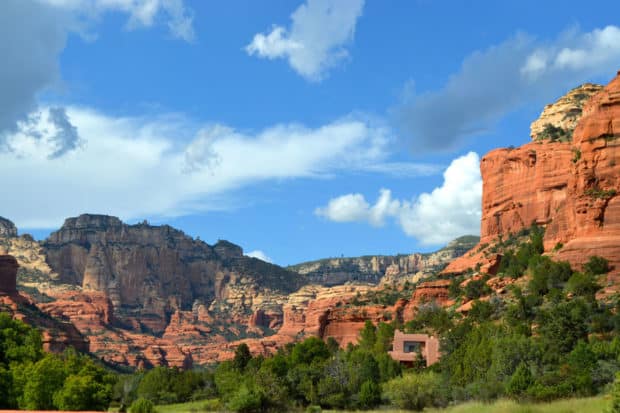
[{"x1": 446, "y1": 71, "x2": 620, "y2": 280}]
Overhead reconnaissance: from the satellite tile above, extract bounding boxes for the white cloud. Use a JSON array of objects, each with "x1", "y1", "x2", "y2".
[
  {"x1": 523, "y1": 25, "x2": 620, "y2": 75},
  {"x1": 0, "y1": 106, "x2": 402, "y2": 229},
  {"x1": 0, "y1": 0, "x2": 194, "y2": 156},
  {"x1": 40, "y1": 0, "x2": 195, "y2": 41},
  {"x1": 315, "y1": 189, "x2": 400, "y2": 227},
  {"x1": 398, "y1": 25, "x2": 620, "y2": 152},
  {"x1": 245, "y1": 0, "x2": 365, "y2": 81},
  {"x1": 245, "y1": 250, "x2": 273, "y2": 263},
  {"x1": 398, "y1": 151, "x2": 482, "y2": 245},
  {"x1": 315, "y1": 152, "x2": 482, "y2": 245}
]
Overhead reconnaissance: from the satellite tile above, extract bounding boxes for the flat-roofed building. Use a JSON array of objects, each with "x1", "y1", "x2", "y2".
[{"x1": 388, "y1": 329, "x2": 440, "y2": 367}]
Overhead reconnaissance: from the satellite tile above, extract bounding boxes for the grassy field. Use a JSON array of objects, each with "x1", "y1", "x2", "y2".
[{"x1": 156, "y1": 395, "x2": 609, "y2": 413}]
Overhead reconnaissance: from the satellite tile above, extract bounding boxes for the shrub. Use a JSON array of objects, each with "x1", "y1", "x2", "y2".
[
  {"x1": 383, "y1": 371, "x2": 446, "y2": 411},
  {"x1": 227, "y1": 385, "x2": 264, "y2": 413},
  {"x1": 584, "y1": 256, "x2": 610, "y2": 275},
  {"x1": 129, "y1": 398, "x2": 155, "y2": 413},
  {"x1": 565, "y1": 272, "x2": 601, "y2": 297},
  {"x1": 506, "y1": 362, "x2": 533, "y2": 398},
  {"x1": 357, "y1": 380, "x2": 381, "y2": 409}
]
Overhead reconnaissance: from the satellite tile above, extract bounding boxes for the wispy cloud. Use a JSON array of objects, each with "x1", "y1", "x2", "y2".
[
  {"x1": 0, "y1": 106, "x2": 411, "y2": 229},
  {"x1": 246, "y1": 0, "x2": 364, "y2": 81},
  {"x1": 396, "y1": 25, "x2": 620, "y2": 152},
  {"x1": 40, "y1": 0, "x2": 195, "y2": 41}
]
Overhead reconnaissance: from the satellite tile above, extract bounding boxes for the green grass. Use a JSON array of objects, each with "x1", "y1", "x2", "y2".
[
  {"x1": 155, "y1": 395, "x2": 608, "y2": 413},
  {"x1": 156, "y1": 399, "x2": 221, "y2": 413}
]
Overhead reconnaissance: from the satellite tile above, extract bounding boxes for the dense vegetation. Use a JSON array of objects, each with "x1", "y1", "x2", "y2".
[
  {"x1": 2, "y1": 224, "x2": 620, "y2": 412},
  {"x1": 0, "y1": 313, "x2": 115, "y2": 410}
]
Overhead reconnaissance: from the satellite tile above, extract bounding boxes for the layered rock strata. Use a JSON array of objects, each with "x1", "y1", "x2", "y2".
[
  {"x1": 446, "y1": 71, "x2": 620, "y2": 280},
  {"x1": 290, "y1": 236, "x2": 479, "y2": 286}
]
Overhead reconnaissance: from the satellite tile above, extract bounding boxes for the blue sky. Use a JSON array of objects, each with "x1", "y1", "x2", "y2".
[{"x1": 2, "y1": 0, "x2": 620, "y2": 265}]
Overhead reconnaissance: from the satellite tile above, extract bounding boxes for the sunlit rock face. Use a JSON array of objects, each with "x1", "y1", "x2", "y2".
[{"x1": 447, "y1": 71, "x2": 620, "y2": 285}]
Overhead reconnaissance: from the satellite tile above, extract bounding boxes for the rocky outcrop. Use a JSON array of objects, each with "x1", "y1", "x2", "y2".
[
  {"x1": 290, "y1": 236, "x2": 479, "y2": 286},
  {"x1": 42, "y1": 214, "x2": 305, "y2": 335},
  {"x1": 0, "y1": 255, "x2": 18, "y2": 295},
  {"x1": 530, "y1": 83, "x2": 603, "y2": 141},
  {"x1": 447, "y1": 71, "x2": 620, "y2": 280},
  {"x1": 0, "y1": 254, "x2": 88, "y2": 352},
  {"x1": 0, "y1": 217, "x2": 17, "y2": 238}
]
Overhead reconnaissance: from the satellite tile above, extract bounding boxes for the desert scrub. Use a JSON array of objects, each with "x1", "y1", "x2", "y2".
[{"x1": 585, "y1": 187, "x2": 617, "y2": 199}]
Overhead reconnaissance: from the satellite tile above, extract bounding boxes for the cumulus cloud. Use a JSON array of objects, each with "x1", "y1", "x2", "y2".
[
  {"x1": 245, "y1": 250, "x2": 273, "y2": 263},
  {"x1": 315, "y1": 189, "x2": 400, "y2": 227},
  {"x1": 315, "y1": 152, "x2": 482, "y2": 245},
  {"x1": 398, "y1": 151, "x2": 482, "y2": 244},
  {"x1": 397, "y1": 25, "x2": 620, "y2": 152},
  {"x1": 0, "y1": 107, "x2": 414, "y2": 229},
  {"x1": 246, "y1": 0, "x2": 365, "y2": 81}
]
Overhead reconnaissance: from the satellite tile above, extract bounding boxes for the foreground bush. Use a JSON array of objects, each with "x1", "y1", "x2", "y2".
[
  {"x1": 383, "y1": 371, "x2": 447, "y2": 410},
  {"x1": 129, "y1": 397, "x2": 155, "y2": 413}
]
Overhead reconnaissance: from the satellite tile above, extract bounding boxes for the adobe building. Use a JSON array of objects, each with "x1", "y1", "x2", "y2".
[
  {"x1": 0, "y1": 255, "x2": 18, "y2": 295},
  {"x1": 388, "y1": 329, "x2": 441, "y2": 367}
]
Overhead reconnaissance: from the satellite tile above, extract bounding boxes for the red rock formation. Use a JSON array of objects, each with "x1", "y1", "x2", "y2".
[
  {"x1": 447, "y1": 71, "x2": 620, "y2": 280},
  {"x1": 0, "y1": 255, "x2": 88, "y2": 353},
  {"x1": 0, "y1": 255, "x2": 18, "y2": 294}
]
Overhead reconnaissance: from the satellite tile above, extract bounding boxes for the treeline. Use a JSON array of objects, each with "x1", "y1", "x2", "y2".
[{"x1": 116, "y1": 332, "x2": 403, "y2": 412}]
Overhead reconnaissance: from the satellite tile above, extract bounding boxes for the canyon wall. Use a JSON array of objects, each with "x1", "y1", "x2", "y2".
[
  {"x1": 42, "y1": 214, "x2": 305, "y2": 334},
  {"x1": 448, "y1": 71, "x2": 620, "y2": 277},
  {"x1": 290, "y1": 235, "x2": 479, "y2": 286}
]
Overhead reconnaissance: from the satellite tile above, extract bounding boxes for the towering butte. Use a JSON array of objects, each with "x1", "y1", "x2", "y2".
[{"x1": 446, "y1": 70, "x2": 620, "y2": 280}]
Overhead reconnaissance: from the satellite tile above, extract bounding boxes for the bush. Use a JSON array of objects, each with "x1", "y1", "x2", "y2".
[
  {"x1": 584, "y1": 256, "x2": 610, "y2": 275},
  {"x1": 357, "y1": 380, "x2": 381, "y2": 409},
  {"x1": 506, "y1": 362, "x2": 533, "y2": 398},
  {"x1": 129, "y1": 398, "x2": 155, "y2": 413},
  {"x1": 383, "y1": 372, "x2": 446, "y2": 411},
  {"x1": 227, "y1": 385, "x2": 264, "y2": 413}
]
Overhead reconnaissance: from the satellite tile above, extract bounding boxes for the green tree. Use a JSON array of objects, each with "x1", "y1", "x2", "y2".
[
  {"x1": 20, "y1": 354, "x2": 66, "y2": 410},
  {"x1": 227, "y1": 384, "x2": 264, "y2": 413},
  {"x1": 383, "y1": 372, "x2": 446, "y2": 411},
  {"x1": 358, "y1": 321, "x2": 376, "y2": 351},
  {"x1": 53, "y1": 374, "x2": 113, "y2": 411},
  {"x1": 357, "y1": 380, "x2": 381, "y2": 409},
  {"x1": 290, "y1": 337, "x2": 330, "y2": 366},
  {"x1": 506, "y1": 362, "x2": 533, "y2": 398},
  {"x1": 565, "y1": 271, "x2": 601, "y2": 298},
  {"x1": 233, "y1": 343, "x2": 252, "y2": 372},
  {"x1": 129, "y1": 397, "x2": 155, "y2": 413},
  {"x1": 584, "y1": 256, "x2": 610, "y2": 275},
  {"x1": 373, "y1": 322, "x2": 395, "y2": 354}
]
